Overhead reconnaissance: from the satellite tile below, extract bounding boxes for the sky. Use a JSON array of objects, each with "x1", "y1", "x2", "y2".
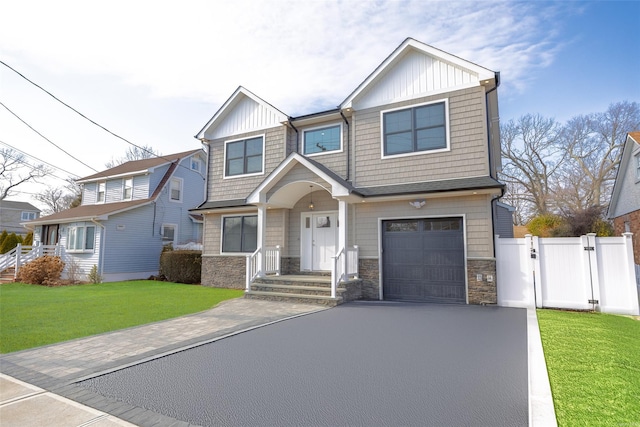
[{"x1": 1, "y1": 0, "x2": 639, "y2": 211}]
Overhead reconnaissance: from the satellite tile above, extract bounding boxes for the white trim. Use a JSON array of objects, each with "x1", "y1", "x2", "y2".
[
  {"x1": 96, "y1": 181, "x2": 106, "y2": 204},
  {"x1": 302, "y1": 122, "x2": 343, "y2": 157},
  {"x1": 377, "y1": 214, "x2": 468, "y2": 303},
  {"x1": 122, "y1": 177, "x2": 133, "y2": 201},
  {"x1": 380, "y1": 98, "x2": 450, "y2": 159},
  {"x1": 161, "y1": 223, "x2": 178, "y2": 246},
  {"x1": 169, "y1": 177, "x2": 184, "y2": 203},
  {"x1": 223, "y1": 134, "x2": 266, "y2": 179}
]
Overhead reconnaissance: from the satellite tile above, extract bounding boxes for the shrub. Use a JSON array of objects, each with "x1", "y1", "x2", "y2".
[
  {"x1": 0, "y1": 230, "x2": 7, "y2": 247},
  {"x1": 0, "y1": 233, "x2": 20, "y2": 254},
  {"x1": 17, "y1": 255, "x2": 65, "y2": 286},
  {"x1": 159, "y1": 250, "x2": 201, "y2": 284},
  {"x1": 88, "y1": 265, "x2": 102, "y2": 284},
  {"x1": 65, "y1": 257, "x2": 82, "y2": 284},
  {"x1": 23, "y1": 231, "x2": 33, "y2": 246},
  {"x1": 526, "y1": 214, "x2": 565, "y2": 237}
]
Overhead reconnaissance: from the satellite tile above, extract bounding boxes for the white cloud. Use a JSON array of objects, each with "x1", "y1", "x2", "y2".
[{"x1": 1, "y1": 0, "x2": 573, "y2": 115}]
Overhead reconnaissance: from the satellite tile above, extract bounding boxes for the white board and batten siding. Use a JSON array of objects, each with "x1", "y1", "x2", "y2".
[{"x1": 496, "y1": 234, "x2": 639, "y2": 315}]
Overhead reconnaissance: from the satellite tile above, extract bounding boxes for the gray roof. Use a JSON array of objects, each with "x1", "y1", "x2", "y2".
[
  {"x1": 0, "y1": 200, "x2": 41, "y2": 211},
  {"x1": 192, "y1": 199, "x2": 249, "y2": 211},
  {"x1": 355, "y1": 176, "x2": 504, "y2": 197}
]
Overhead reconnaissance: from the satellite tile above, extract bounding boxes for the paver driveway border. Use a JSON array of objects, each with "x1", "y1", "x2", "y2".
[{"x1": 0, "y1": 299, "x2": 556, "y2": 426}]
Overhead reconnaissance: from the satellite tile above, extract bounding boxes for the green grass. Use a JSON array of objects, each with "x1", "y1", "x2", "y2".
[
  {"x1": 537, "y1": 309, "x2": 640, "y2": 426},
  {"x1": 0, "y1": 281, "x2": 244, "y2": 353}
]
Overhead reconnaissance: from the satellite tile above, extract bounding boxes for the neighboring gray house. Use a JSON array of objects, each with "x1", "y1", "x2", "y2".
[
  {"x1": 0, "y1": 200, "x2": 40, "y2": 236},
  {"x1": 608, "y1": 131, "x2": 640, "y2": 265},
  {"x1": 192, "y1": 38, "x2": 506, "y2": 305},
  {"x1": 26, "y1": 149, "x2": 206, "y2": 282}
]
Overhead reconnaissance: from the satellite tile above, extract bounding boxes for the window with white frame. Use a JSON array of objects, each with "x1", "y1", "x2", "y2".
[
  {"x1": 161, "y1": 224, "x2": 177, "y2": 245},
  {"x1": 191, "y1": 157, "x2": 202, "y2": 173},
  {"x1": 66, "y1": 225, "x2": 95, "y2": 252},
  {"x1": 123, "y1": 178, "x2": 133, "y2": 200},
  {"x1": 382, "y1": 100, "x2": 449, "y2": 157},
  {"x1": 224, "y1": 136, "x2": 264, "y2": 177},
  {"x1": 21, "y1": 211, "x2": 37, "y2": 221},
  {"x1": 97, "y1": 182, "x2": 106, "y2": 203},
  {"x1": 222, "y1": 215, "x2": 257, "y2": 253},
  {"x1": 303, "y1": 124, "x2": 342, "y2": 155},
  {"x1": 635, "y1": 153, "x2": 640, "y2": 181},
  {"x1": 169, "y1": 177, "x2": 182, "y2": 202}
]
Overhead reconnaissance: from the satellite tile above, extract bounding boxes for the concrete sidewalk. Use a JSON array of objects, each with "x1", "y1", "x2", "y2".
[{"x1": 0, "y1": 299, "x2": 556, "y2": 427}]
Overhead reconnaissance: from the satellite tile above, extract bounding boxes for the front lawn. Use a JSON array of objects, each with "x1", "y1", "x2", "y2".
[
  {"x1": 537, "y1": 309, "x2": 640, "y2": 426},
  {"x1": 0, "y1": 281, "x2": 244, "y2": 353}
]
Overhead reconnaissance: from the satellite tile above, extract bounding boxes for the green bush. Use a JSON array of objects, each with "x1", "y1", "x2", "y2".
[
  {"x1": 527, "y1": 214, "x2": 565, "y2": 237},
  {"x1": 0, "y1": 233, "x2": 21, "y2": 254},
  {"x1": 16, "y1": 255, "x2": 65, "y2": 286},
  {"x1": 159, "y1": 250, "x2": 201, "y2": 284},
  {"x1": 0, "y1": 230, "x2": 7, "y2": 247},
  {"x1": 23, "y1": 231, "x2": 33, "y2": 246},
  {"x1": 88, "y1": 265, "x2": 102, "y2": 284}
]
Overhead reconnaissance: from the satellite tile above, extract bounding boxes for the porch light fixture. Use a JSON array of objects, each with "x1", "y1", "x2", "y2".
[{"x1": 308, "y1": 185, "x2": 314, "y2": 210}]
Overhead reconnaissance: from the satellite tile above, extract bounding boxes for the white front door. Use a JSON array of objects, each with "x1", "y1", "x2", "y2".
[{"x1": 301, "y1": 212, "x2": 337, "y2": 271}]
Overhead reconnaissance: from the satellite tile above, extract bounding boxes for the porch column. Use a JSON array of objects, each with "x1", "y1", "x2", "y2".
[
  {"x1": 338, "y1": 199, "x2": 347, "y2": 250},
  {"x1": 257, "y1": 204, "x2": 267, "y2": 277}
]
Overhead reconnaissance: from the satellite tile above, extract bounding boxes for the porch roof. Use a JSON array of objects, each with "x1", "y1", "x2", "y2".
[{"x1": 24, "y1": 199, "x2": 152, "y2": 226}]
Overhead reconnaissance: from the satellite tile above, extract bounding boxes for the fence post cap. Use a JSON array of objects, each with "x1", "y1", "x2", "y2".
[
  {"x1": 622, "y1": 232, "x2": 633, "y2": 238},
  {"x1": 586, "y1": 232, "x2": 597, "y2": 237}
]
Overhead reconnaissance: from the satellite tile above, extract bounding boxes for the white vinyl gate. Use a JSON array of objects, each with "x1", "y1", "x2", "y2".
[{"x1": 496, "y1": 233, "x2": 639, "y2": 315}]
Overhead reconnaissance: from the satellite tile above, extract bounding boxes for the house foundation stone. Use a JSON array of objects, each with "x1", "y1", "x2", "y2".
[
  {"x1": 201, "y1": 255, "x2": 245, "y2": 289},
  {"x1": 358, "y1": 258, "x2": 380, "y2": 300},
  {"x1": 467, "y1": 258, "x2": 497, "y2": 304}
]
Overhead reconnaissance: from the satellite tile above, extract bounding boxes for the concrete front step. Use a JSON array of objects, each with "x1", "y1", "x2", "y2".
[
  {"x1": 244, "y1": 290, "x2": 343, "y2": 307},
  {"x1": 250, "y1": 282, "x2": 346, "y2": 297}
]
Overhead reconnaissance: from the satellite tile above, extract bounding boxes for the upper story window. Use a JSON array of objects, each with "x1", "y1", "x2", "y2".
[
  {"x1": 67, "y1": 225, "x2": 95, "y2": 252},
  {"x1": 123, "y1": 178, "x2": 133, "y2": 200},
  {"x1": 224, "y1": 136, "x2": 264, "y2": 178},
  {"x1": 169, "y1": 177, "x2": 183, "y2": 202},
  {"x1": 97, "y1": 182, "x2": 106, "y2": 203},
  {"x1": 381, "y1": 99, "x2": 449, "y2": 158},
  {"x1": 191, "y1": 157, "x2": 202, "y2": 173},
  {"x1": 635, "y1": 153, "x2": 640, "y2": 181},
  {"x1": 303, "y1": 124, "x2": 342, "y2": 156},
  {"x1": 21, "y1": 211, "x2": 37, "y2": 221}
]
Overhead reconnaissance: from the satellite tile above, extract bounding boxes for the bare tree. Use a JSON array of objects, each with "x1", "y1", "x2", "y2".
[
  {"x1": 0, "y1": 148, "x2": 50, "y2": 200},
  {"x1": 557, "y1": 101, "x2": 640, "y2": 213},
  {"x1": 105, "y1": 145, "x2": 160, "y2": 168},
  {"x1": 34, "y1": 177, "x2": 82, "y2": 214},
  {"x1": 500, "y1": 114, "x2": 564, "y2": 222}
]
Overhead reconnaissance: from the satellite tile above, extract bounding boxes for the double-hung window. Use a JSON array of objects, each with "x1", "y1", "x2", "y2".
[
  {"x1": 382, "y1": 100, "x2": 449, "y2": 157},
  {"x1": 67, "y1": 225, "x2": 95, "y2": 252},
  {"x1": 191, "y1": 157, "x2": 202, "y2": 173},
  {"x1": 97, "y1": 182, "x2": 106, "y2": 203},
  {"x1": 123, "y1": 178, "x2": 133, "y2": 200},
  {"x1": 169, "y1": 177, "x2": 182, "y2": 202},
  {"x1": 635, "y1": 153, "x2": 640, "y2": 181},
  {"x1": 222, "y1": 215, "x2": 257, "y2": 253},
  {"x1": 303, "y1": 124, "x2": 342, "y2": 155},
  {"x1": 161, "y1": 224, "x2": 177, "y2": 245},
  {"x1": 225, "y1": 136, "x2": 264, "y2": 177}
]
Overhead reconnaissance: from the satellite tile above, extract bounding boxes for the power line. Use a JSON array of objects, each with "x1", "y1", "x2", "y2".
[
  {"x1": 0, "y1": 60, "x2": 200, "y2": 177},
  {"x1": 0, "y1": 139, "x2": 80, "y2": 178},
  {"x1": 0, "y1": 101, "x2": 99, "y2": 172},
  {"x1": 0, "y1": 146, "x2": 74, "y2": 183}
]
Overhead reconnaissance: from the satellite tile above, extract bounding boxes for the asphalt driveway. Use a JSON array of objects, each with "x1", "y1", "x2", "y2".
[{"x1": 79, "y1": 301, "x2": 528, "y2": 427}]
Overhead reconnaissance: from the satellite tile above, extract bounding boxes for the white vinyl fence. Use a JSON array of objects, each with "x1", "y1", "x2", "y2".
[{"x1": 496, "y1": 233, "x2": 639, "y2": 315}]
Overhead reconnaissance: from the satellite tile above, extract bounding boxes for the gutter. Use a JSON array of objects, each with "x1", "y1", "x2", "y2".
[
  {"x1": 340, "y1": 110, "x2": 351, "y2": 181},
  {"x1": 287, "y1": 119, "x2": 300, "y2": 153}
]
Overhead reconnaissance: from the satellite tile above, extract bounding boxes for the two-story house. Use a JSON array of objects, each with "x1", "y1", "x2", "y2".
[
  {"x1": 26, "y1": 149, "x2": 206, "y2": 282},
  {"x1": 192, "y1": 38, "x2": 505, "y2": 305},
  {"x1": 0, "y1": 200, "x2": 40, "y2": 236}
]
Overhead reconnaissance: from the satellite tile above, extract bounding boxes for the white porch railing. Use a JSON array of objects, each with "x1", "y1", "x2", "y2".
[
  {"x1": 331, "y1": 245, "x2": 359, "y2": 298},
  {"x1": 0, "y1": 243, "x2": 63, "y2": 278},
  {"x1": 246, "y1": 246, "x2": 281, "y2": 291}
]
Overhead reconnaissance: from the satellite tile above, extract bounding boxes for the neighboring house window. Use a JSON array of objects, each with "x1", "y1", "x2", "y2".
[
  {"x1": 123, "y1": 178, "x2": 133, "y2": 200},
  {"x1": 381, "y1": 99, "x2": 449, "y2": 157},
  {"x1": 191, "y1": 157, "x2": 202, "y2": 173},
  {"x1": 169, "y1": 177, "x2": 183, "y2": 202},
  {"x1": 21, "y1": 211, "x2": 36, "y2": 221},
  {"x1": 97, "y1": 182, "x2": 106, "y2": 203},
  {"x1": 635, "y1": 154, "x2": 640, "y2": 180},
  {"x1": 222, "y1": 215, "x2": 257, "y2": 253},
  {"x1": 67, "y1": 225, "x2": 95, "y2": 252},
  {"x1": 224, "y1": 136, "x2": 264, "y2": 177},
  {"x1": 161, "y1": 224, "x2": 177, "y2": 245},
  {"x1": 303, "y1": 124, "x2": 342, "y2": 155}
]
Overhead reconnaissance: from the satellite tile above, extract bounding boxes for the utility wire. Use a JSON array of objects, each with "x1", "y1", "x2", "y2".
[
  {"x1": 0, "y1": 101, "x2": 99, "y2": 172},
  {"x1": 0, "y1": 146, "x2": 75, "y2": 183},
  {"x1": 0, "y1": 139, "x2": 80, "y2": 178},
  {"x1": 0, "y1": 60, "x2": 202, "y2": 177}
]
